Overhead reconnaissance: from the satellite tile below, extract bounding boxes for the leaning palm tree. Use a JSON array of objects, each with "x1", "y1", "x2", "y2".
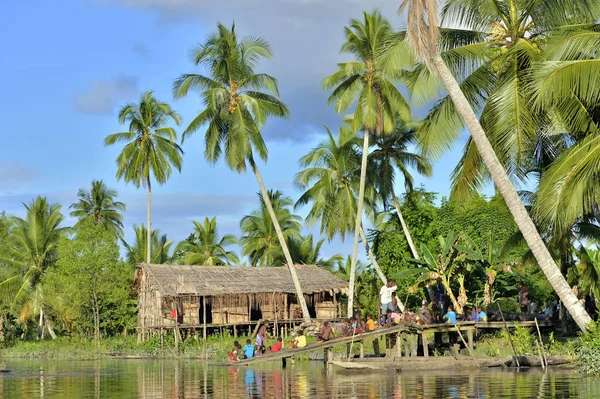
[
  {"x1": 369, "y1": 123, "x2": 432, "y2": 260},
  {"x1": 0, "y1": 197, "x2": 66, "y2": 338},
  {"x1": 399, "y1": 0, "x2": 592, "y2": 330},
  {"x1": 241, "y1": 191, "x2": 302, "y2": 267},
  {"x1": 323, "y1": 11, "x2": 411, "y2": 316},
  {"x1": 104, "y1": 91, "x2": 184, "y2": 264},
  {"x1": 123, "y1": 224, "x2": 174, "y2": 266},
  {"x1": 175, "y1": 217, "x2": 239, "y2": 266},
  {"x1": 69, "y1": 179, "x2": 126, "y2": 236},
  {"x1": 173, "y1": 23, "x2": 312, "y2": 323},
  {"x1": 294, "y1": 125, "x2": 388, "y2": 284}
]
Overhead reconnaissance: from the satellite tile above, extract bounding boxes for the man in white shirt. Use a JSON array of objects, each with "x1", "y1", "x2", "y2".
[{"x1": 380, "y1": 280, "x2": 398, "y2": 315}]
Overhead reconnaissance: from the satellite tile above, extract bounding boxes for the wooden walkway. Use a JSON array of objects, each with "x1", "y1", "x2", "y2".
[
  {"x1": 223, "y1": 320, "x2": 559, "y2": 366},
  {"x1": 230, "y1": 323, "x2": 420, "y2": 366}
]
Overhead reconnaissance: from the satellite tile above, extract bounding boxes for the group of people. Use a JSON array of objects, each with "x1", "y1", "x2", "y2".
[{"x1": 228, "y1": 321, "x2": 308, "y2": 361}]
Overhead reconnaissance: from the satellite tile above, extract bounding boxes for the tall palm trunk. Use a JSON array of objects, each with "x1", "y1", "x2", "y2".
[
  {"x1": 391, "y1": 188, "x2": 419, "y2": 259},
  {"x1": 250, "y1": 158, "x2": 311, "y2": 324},
  {"x1": 348, "y1": 128, "x2": 370, "y2": 317},
  {"x1": 146, "y1": 177, "x2": 152, "y2": 264},
  {"x1": 431, "y1": 54, "x2": 591, "y2": 331},
  {"x1": 391, "y1": 189, "x2": 436, "y2": 302}
]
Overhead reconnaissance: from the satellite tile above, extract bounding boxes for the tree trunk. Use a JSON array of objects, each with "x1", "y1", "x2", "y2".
[
  {"x1": 391, "y1": 190, "x2": 436, "y2": 303},
  {"x1": 359, "y1": 227, "x2": 406, "y2": 313},
  {"x1": 43, "y1": 312, "x2": 57, "y2": 340},
  {"x1": 392, "y1": 189, "x2": 419, "y2": 260},
  {"x1": 431, "y1": 54, "x2": 591, "y2": 331},
  {"x1": 250, "y1": 158, "x2": 311, "y2": 324},
  {"x1": 146, "y1": 177, "x2": 152, "y2": 264},
  {"x1": 348, "y1": 128, "x2": 370, "y2": 317}
]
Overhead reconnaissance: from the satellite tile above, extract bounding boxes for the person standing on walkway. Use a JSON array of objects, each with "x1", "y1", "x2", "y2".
[
  {"x1": 379, "y1": 280, "x2": 398, "y2": 317},
  {"x1": 435, "y1": 278, "x2": 446, "y2": 322},
  {"x1": 519, "y1": 284, "x2": 529, "y2": 321}
]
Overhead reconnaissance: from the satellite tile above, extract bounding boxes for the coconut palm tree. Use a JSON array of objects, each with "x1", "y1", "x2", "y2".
[
  {"x1": 175, "y1": 217, "x2": 239, "y2": 266},
  {"x1": 69, "y1": 180, "x2": 126, "y2": 236},
  {"x1": 0, "y1": 197, "x2": 66, "y2": 338},
  {"x1": 399, "y1": 0, "x2": 592, "y2": 330},
  {"x1": 124, "y1": 225, "x2": 174, "y2": 266},
  {"x1": 294, "y1": 125, "x2": 388, "y2": 284},
  {"x1": 323, "y1": 11, "x2": 411, "y2": 316},
  {"x1": 241, "y1": 190, "x2": 302, "y2": 267},
  {"x1": 104, "y1": 91, "x2": 183, "y2": 264},
  {"x1": 278, "y1": 234, "x2": 343, "y2": 270},
  {"x1": 173, "y1": 23, "x2": 312, "y2": 323},
  {"x1": 369, "y1": 123, "x2": 432, "y2": 260}
]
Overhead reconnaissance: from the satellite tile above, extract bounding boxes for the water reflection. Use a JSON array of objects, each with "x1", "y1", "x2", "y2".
[{"x1": 2, "y1": 359, "x2": 600, "y2": 398}]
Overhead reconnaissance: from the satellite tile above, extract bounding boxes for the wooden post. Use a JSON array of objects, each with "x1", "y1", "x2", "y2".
[
  {"x1": 174, "y1": 308, "x2": 180, "y2": 354},
  {"x1": 404, "y1": 335, "x2": 410, "y2": 358},
  {"x1": 410, "y1": 334, "x2": 418, "y2": 357},
  {"x1": 467, "y1": 328, "x2": 474, "y2": 352},
  {"x1": 359, "y1": 341, "x2": 364, "y2": 358},
  {"x1": 454, "y1": 325, "x2": 478, "y2": 366},
  {"x1": 422, "y1": 332, "x2": 429, "y2": 357},
  {"x1": 284, "y1": 294, "x2": 288, "y2": 320},
  {"x1": 233, "y1": 324, "x2": 237, "y2": 338},
  {"x1": 396, "y1": 333, "x2": 402, "y2": 357},
  {"x1": 280, "y1": 327, "x2": 284, "y2": 348},
  {"x1": 203, "y1": 296, "x2": 207, "y2": 342},
  {"x1": 534, "y1": 319, "x2": 547, "y2": 368},
  {"x1": 333, "y1": 293, "x2": 338, "y2": 318},
  {"x1": 160, "y1": 328, "x2": 164, "y2": 349},
  {"x1": 274, "y1": 293, "x2": 278, "y2": 338}
]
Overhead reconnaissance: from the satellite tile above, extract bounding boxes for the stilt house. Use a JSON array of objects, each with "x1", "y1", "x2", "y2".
[{"x1": 135, "y1": 264, "x2": 348, "y2": 334}]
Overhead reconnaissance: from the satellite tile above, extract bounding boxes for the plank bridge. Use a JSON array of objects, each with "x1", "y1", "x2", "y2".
[{"x1": 228, "y1": 320, "x2": 557, "y2": 367}]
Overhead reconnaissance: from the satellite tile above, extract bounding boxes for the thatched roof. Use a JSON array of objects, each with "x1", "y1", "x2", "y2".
[{"x1": 138, "y1": 263, "x2": 348, "y2": 297}]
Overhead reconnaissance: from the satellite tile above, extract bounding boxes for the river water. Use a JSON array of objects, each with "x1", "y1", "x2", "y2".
[{"x1": 1, "y1": 359, "x2": 600, "y2": 398}]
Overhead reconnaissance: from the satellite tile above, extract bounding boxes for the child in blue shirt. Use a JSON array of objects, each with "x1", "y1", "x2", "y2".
[
  {"x1": 476, "y1": 307, "x2": 488, "y2": 322},
  {"x1": 445, "y1": 306, "x2": 457, "y2": 323},
  {"x1": 244, "y1": 339, "x2": 255, "y2": 359}
]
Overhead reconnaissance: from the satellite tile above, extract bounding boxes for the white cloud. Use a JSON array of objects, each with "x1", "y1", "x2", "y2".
[{"x1": 73, "y1": 74, "x2": 139, "y2": 114}]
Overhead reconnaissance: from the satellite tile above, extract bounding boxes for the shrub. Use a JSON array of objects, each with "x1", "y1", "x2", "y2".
[{"x1": 578, "y1": 322, "x2": 600, "y2": 375}]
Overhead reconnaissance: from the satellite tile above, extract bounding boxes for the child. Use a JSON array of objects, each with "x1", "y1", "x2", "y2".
[
  {"x1": 228, "y1": 340, "x2": 241, "y2": 361},
  {"x1": 291, "y1": 330, "x2": 307, "y2": 348},
  {"x1": 366, "y1": 314, "x2": 376, "y2": 331},
  {"x1": 387, "y1": 309, "x2": 401, "y2": 326},
  {"x1": 255, "y1": 321, "x2": 269, "y2": 355},
  {"x1": 476, "y1": 306, "x2": 488, "y2": 322},
  {"x1": 270, "y1": 337, "x2": 283, "y2": 352},
  {"x1": 445, "y1": 305, "x2": 457, "y2": 324},
  {"x1": 244, "y1": 339, "x2": 255, "y2": 359},
  {"x1": 317, "y1": 321, "x2": 335, "y2": 342}
]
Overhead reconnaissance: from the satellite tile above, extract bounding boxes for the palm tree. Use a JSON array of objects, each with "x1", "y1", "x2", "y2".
[
  {"x1": 124, "y1": 225, "x2": 174, "y2": 265},
  {"x1": 278, "y1": 234, "x2": 343, "y2": 270},
  {"x1": 69, "y1": 180, "x2": 126, "y2": 236},
  {"x1": 294, "y1": 125, "x2": 388, "y2": 284},
  {"x1": 241, "y1": 191, "x2": 302, "y2": 267},
  {"x1": 323, "y1": 11, "x2": 411, "y2": 316},
  {"x1": 369, "y1": 123, "x2": 432, "y2": 260},
  {"x1": 175, "y1": 217, "x2": 239, "y2": 266},
  {"x1": 104, "y1": 91, "x2": 184, "y2": 264},
  {"x1": 0, "y1": 197, "x2": 65, "y2": 338},
  {"x1": 173, "y1": 23, "x2": 312, "y2": 323},
  {"x1": 399, "y1": 0, "x2": 592, "y2": 330}
]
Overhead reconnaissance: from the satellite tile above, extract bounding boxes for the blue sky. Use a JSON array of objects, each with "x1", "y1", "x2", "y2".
[{"x1": 0, "y1": 0, "x2": 489, "y2": 261}]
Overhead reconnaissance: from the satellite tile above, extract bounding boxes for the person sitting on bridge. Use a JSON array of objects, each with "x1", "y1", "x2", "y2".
[
  {"x1": 416, "y1": 300, "x2": 434, "y2": 325},
  {"x1": 366, "y1": 314, "x2": 376, "y2": 331},
  {"x1": 317, "y1": 321, "x2": 336, "y2": 343},
  {"x1": 476, "y1": 306, "x2": 488, "y2": 322},
  {"x1": 291, "y1": 330, "x2": 307, "y2": 348},
  {"x1": 386, "y1": 309, "x2": 401, "y2": 326},
  {"x1": 244, "y1": 339, "x2": 255, "y2": 359},
  {"x1": 269, "y1": 337, "x2": 283, "y2": 352},
  {"x1": 445, "y1": 305, "x2": 457, "y2": 323},
  {"x1": 228, "y1": 340, "x2": 242, "y2": 361}
]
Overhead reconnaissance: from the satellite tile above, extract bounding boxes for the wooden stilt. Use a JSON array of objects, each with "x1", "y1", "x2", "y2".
[
  {"x1": 396, "y1": 333, "x2": 402, "y2": 358},
  {"x1": 404, "y1": 335, "x2": 409, "y2": 358},
  {"x1": 359, "y1": 341, "x2": 364, "y2": 358},
  {"x1": 233, "y1": 324, "x2": 237, "y2": 338},
  {"x1": 174, "y1": 308, "x2": 180, "y2": 354},
  {"x1": 422, "y1": 332, "x2": 429, "y2": 357},
  {"x1": 467, "y1": 328, "x2": 474, "y2": 352},
  {"x1": 203, "y1": 296, "x2": 207, "y2": 342},
  {"x1": 410, "y1": 334, "x2": 418, "y2": 357}
]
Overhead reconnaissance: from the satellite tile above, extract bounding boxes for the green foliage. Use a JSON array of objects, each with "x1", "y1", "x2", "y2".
[
  {"x1": 240, "y1": 190, "x2": 302, "y2": 266},
  {"x1": 0, "y1": 197, "x2": 66, "y2": 322},
  {"x1": 175, "y1": 217, "x2": 239, "y2": 266},
  {"x1": 578, "y1": 322, "x2": 600, "y2": 375},
  {"x1": 173, "y1": 22, "x2": 289, "y2": 173},
  {"x1": 123, "y1": 225, "x2": 174, "y2": 266},
  {"x1": 44, "y1": 219, "x2": 136, "y2": 338},
  {"x1": 70, "y1": 180, "x2": 126, "y2": 236},
  {"x1": 499, "y1": 323, "x2": 536, "y2": 356}
]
